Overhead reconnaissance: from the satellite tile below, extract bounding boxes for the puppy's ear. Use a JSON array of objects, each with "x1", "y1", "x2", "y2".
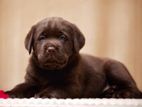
[
  {"x1": 72, "y1": 24, "x2": 85, "y2": 52},
  {"x1": 24, "y1": 26, "x2": 35, "y2": 54}
]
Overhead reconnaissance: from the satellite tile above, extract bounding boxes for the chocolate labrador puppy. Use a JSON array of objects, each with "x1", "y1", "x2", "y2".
[{"x1": 7, "y1": 17, "x2": 142, "y2": 98}]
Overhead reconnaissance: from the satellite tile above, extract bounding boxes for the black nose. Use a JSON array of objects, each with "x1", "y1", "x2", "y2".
[{"x1": 47, "y1": 46, "x2": 56, "y2": 53}]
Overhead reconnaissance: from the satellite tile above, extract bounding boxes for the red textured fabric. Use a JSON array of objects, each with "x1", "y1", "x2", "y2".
[{"x1": 0, "y1": 90, "x2": 9, "y2": 99}]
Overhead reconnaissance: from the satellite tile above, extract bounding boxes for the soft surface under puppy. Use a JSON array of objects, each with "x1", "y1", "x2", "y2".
[{"x1": 7, "y1": 17, "x2": 142, "y2": 98}]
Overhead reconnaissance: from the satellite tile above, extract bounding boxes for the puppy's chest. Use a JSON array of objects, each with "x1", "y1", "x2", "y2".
[{"x1": 37, "y1": 72, "x2": 71, "y2": 87}]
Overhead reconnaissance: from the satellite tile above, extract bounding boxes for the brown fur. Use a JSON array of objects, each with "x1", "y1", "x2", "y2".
[{"x1": 6, "y1": 17, "x2": 142, "y2": 98}]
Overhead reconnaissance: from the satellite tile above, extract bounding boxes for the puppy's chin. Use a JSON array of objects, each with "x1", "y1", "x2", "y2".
[
  {"x1": 42, "y1": 62, "x2": 67, "y2": 70},
  {"x1": 37, "y1": 54, "x2": 69, "y2": 70}
]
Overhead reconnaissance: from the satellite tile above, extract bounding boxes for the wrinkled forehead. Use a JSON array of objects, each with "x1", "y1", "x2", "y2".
[{"x1": 35, "y1": 18, "x2": 73, "y2": 35}]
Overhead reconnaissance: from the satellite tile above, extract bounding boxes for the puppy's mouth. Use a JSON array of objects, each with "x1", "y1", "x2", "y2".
[
  {"x1": 38, "y1": 53, "x2": 68, "y2": 70},
  {"x1": 44, "y1": 60, "x2": 67, "y2": 70},
  {"x1": 44, "y1": 59, "x2": 67, "y2": 66}
]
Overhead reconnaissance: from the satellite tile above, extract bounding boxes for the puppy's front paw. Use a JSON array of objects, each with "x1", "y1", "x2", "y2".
[
  {"x1": 35, "y1": 91, "x2": 61, "y2": 98},
  {"x1": 5, "y1": 91, "x2": 24, "y2": 98}
]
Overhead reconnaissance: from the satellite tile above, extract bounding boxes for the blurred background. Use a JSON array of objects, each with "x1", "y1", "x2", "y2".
[{"x1": 0, "y1": 0, "x2": 142, "y2": 91}]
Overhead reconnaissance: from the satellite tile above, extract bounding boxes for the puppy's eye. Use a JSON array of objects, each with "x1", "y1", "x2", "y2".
[
  {"x1": 38, "y1": 35, "x2": 46, "y2": 40},
  {"x1": 38, "y1": 33, "x2": 47, "y2": 40},
  {"x1": 59, "y1": 35, "x2": 67, "y2": 41}
]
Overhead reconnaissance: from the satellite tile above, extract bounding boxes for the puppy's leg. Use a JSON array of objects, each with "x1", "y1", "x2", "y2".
[
  {"x1": 103, "y1": 60, "x2": 142, "y2": 98},
  {"x1": 35, "y1": 88, "x2": 67, "y2": 98},
  {"x1": 6, "y1": 83, "x2": 39, "y2": 98},
  {"x1": 35, "y1": 84, "x2": 81, "y2": 98}
]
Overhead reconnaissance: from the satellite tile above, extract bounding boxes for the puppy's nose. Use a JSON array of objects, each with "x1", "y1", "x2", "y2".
[{"x1": 47, "y1": 46, "x2": 56, "y2": 53}]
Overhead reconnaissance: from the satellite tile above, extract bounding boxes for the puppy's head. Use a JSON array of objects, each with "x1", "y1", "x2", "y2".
[{"x1": 25, "y1": 17, "x2": 85, "y2": 70}]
